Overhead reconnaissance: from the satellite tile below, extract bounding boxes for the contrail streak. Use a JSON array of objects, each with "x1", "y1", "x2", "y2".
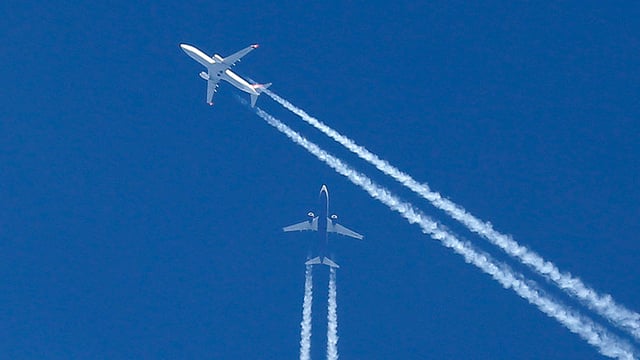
[
  {"x1": 327, "y1": 267, "x2": 339, "y2": 360},
  {"x1": 251, "y1": 105, "x2": 637, "y2": 359},
  {"x1": 300, "y1": 264, "x2": 313, "y2": 360},
  {"x1": 264, "y1": 90, "x2": 640, "y2": 341}
]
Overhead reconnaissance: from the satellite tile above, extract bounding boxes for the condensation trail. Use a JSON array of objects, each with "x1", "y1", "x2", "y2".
[
  {"x1": 327, "y1": 267, "x2": 339, "y2": 360},
  {"x1": 300, "y1": 264, "x2": 313, "y2": 360},
  {"x1": 251, "y1": 105, "x2": 638, "y2": 359},
  {"x1": 263, "y1": 90, "x2": 640, "y2": 342}
]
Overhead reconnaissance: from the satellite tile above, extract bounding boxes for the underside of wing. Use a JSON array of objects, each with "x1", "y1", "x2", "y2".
[
  {"x1": 283, "y1": 217, "x2": 318, "y2": 232},
  {"x1": 327, "y1": 221, "x2": 364, "y2": 240},
  {"x1": 222, "y1": 44, "x2": 258, "y2": 67},
  {"x1": 206, "y1": 79, "x2": 220, "y2": 104}
]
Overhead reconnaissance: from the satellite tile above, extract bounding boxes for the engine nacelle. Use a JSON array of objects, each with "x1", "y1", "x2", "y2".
[
  {"x1": 330, "y1": 214, "x2": 338, "y2": 220},
  {"x1": 199, "y1": 71, "x2": 210, "y2": 80},
  {"x1": 307, "y1": 211, "x2": 315, "y2": 218}
]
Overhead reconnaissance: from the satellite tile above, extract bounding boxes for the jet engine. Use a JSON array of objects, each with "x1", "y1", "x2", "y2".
[
  {"x1": 199, "y1": 71, "x2": 210, "y2": 80},
  {"x1": 307, "y1": 211, "x2": 315, "y2": 218}
]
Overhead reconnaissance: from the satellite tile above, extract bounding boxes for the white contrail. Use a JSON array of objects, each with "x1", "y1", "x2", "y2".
[
  {"x1": 251, "y1": 106, "x2": 637, "y2": 359},
  {"x1": 264, "y1": 90, "x2": 640, "y2": 341},
  {"x1": 300, "y1": 264, "x2": 313, "y2": 360},
  {"x1": 327, "y1": 267, "x2": 339, "y2": 360}
]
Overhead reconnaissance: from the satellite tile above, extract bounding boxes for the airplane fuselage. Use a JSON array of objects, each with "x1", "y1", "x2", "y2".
[
  {"x1": 317, "y1": 185, "x2": 330, "y2": 262},
  {"x1": 180, "y1": 44, "x2": 259, "y2": 96}
]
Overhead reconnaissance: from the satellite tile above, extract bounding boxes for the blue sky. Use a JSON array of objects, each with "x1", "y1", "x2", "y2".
[{"x1": 2, "y1": 1, "x2": 639, "y2": 359}]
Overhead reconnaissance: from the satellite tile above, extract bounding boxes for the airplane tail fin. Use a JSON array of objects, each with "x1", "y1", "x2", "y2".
[{"x1": 250, "y1": 83, "x2": 272, "y2": 107}]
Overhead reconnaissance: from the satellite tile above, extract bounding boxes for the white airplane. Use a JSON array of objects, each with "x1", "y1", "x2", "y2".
[
  {"x1": 180, "y1": 43, "x2": 271, "y2": 107},
  {"x1": 283, "y1": 185, "x2": 364, "y2": 268}
]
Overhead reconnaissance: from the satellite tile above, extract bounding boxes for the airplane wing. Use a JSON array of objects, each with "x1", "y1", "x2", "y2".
[
  {"x1": 206, "y1": 79, "x2": 220, "y2": 104},
  {"x1": 222, "y1": 44, "x2": 258, "y2": 67},
  {"x1": 283, "y1": 217, "x2": 318, "y2": 232},
  {"x1": 327, "y1": 221, "x2": 364, "y2": 240}
]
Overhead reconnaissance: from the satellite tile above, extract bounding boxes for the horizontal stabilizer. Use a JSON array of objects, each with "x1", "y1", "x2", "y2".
[
  {"x1": 322, "y1": 257, "x2": 340, "y2": 268},
  {"x1": 305, "y1": 257, "x2": 322, "y2": 266},
  {"x1": 249, "y1": 83, "x2": 272, "y2": 107},
  {"x1": 304, "y1": 256, "x2": 339, "y2": 268}
]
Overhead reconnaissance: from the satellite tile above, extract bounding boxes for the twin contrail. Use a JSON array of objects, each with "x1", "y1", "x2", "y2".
[
  {"x1": 252, "y1": 105, "x2": 637, "y2": 359},
  {"x1": 327, "y1": 267, "x2": 339, "y2": 360},
  {"x1": 263, "y1": 89, "x2": 640, "y2": 342},
  {"x1": 299, "y1": 259, "x2": 340, "y2": 360},
  {"x1": 300, "y1": 264, "x2": 313, "y2": 360}
]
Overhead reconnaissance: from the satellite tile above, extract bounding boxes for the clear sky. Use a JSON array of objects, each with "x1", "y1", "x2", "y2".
[{"x1": 2, "y1": 1, "x2": 639, "y2": 359}]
